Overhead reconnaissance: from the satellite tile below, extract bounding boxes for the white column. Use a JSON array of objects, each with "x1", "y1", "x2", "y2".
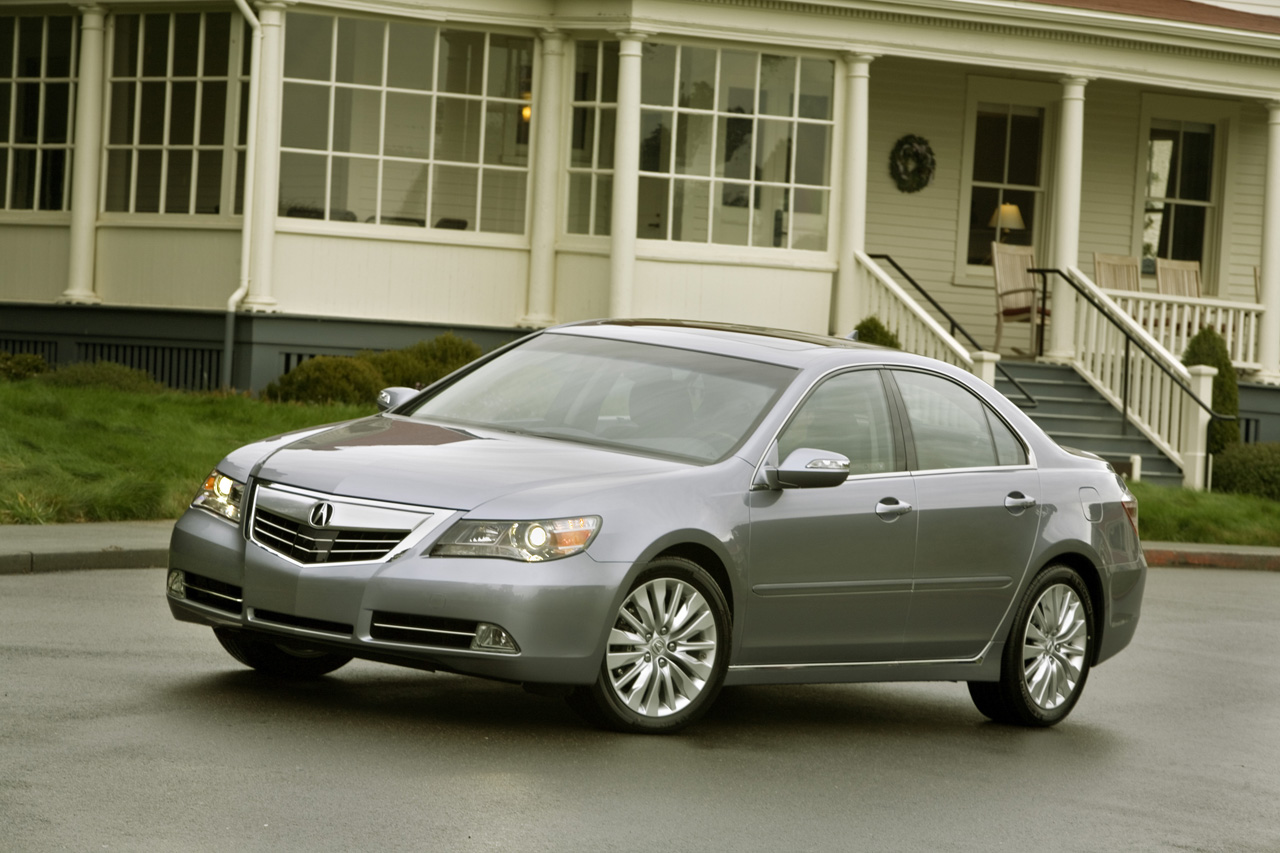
[
  {"x1": 521, "y1": 30, "x2": 565, "y2": 327},
  {"x1": 831, "y1": 53, "x2": 875, "y2": 336},
  {"x1": 1256, "y1": 101, "x2": 1280, "y2": 383},
  {"x1": 609, "y1": 32, "x2": 645, "y2": 319},
  {"x1": 1181, "y1": 365, "x2": 1217, "y2": 490},
  {"x1": 61, "y1": 5, "x2": 105, "y2": 304},
  {"x1": 244, "y1": 1, "x2": 288, "y2": 311},
  {"x1": 1046, "y1": 76, "x2": 1089, "y2": 360}
]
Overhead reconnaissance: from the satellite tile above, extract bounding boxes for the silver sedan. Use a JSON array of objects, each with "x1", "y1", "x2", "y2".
[{"x1": 167, "y1": 320, "x2": 1146, "y2": 733}]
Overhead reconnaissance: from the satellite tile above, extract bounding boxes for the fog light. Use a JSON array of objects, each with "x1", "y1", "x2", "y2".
[
  {"x1": 472, "y1": 622, "x2": 519, "y2": 654},
  {"x1": 167, "y1": 569, "x2": 186, "y2": 599}
]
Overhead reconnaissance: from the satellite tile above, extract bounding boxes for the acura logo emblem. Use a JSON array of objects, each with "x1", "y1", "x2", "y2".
[{"x1": 308, "y1": 502, "x2": 334, "y2": 528}]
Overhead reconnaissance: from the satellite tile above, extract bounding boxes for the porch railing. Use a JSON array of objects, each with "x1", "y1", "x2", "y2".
[
  {"x1": 854, "y1": 250, "x2": 974, "y2": 371},
  {"x1": 1102, "y1": 290, "x2": 1262, "y2": 371},
  {"x1": 1056, "y1": 266, "x2": 1230, "y2": 488}
]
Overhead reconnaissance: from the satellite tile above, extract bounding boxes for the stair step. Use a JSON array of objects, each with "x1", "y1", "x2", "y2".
[{"x1": 995, "y1": 362, "x2": 1183, "y2": 486}]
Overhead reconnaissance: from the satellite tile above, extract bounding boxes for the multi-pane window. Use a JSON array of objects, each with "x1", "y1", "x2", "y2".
[
  {"x1": 566, "y1": 39, "x2": 617, "y2": 236},
  {"x1": 104, "y1": 12, "x2": 244, "y2": 214},
  {"x1": 966, "y1": 103, "x2": 1043, "y2": 265},
  {"x1": 0, "y1": 15, "x2": 76, "y2": 211},
  {"x1": 636, "y1": 44, "x2": 834, "y2": 249},
  {"x1": 1144, "y1": 119, "x2": 1215, "y2": 273},
  {"x1": 279, "y1": 13, "x2": 532, "y2": 234}
]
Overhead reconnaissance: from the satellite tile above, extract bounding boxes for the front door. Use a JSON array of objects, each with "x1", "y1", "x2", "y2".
[{"x1": 743, "y1": 369, "x2": 915, "y2": 665}]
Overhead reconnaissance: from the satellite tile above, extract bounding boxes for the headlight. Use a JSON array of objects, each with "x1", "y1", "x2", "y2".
[
  {"x1": 191, "y1": 470, "x2": 245, "y2": 523},
  {"x1": 431, "y1": 516, "x2": 601, "y2": 561}
]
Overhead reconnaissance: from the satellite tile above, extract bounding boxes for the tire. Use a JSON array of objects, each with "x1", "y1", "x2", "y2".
[
  {"x1": 568, "y1": 558, "x2": 730, "y2": 734},
  {"x1": 967, "y1": 564, "x2": 1094, "y2": 727},
  {"x1": 213, "y1": 627, "x2": 353, "y2": 678}
]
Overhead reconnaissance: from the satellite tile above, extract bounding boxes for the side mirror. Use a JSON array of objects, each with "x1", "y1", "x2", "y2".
[
  {"x1": 771, "y1": 447, "x2": 850, "y2": 489},
  {"x1": 376, "y1": 386, "x2": 419, "y2": 413}
]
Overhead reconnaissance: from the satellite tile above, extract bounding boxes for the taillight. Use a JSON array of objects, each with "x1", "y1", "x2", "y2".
[{"x1": 1121, "y1": 493, "x2": 1139, "y2": 536}]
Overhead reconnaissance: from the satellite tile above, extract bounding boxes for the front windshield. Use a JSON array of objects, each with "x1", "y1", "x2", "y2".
[{"x1": 403, "y1": 332, "x2": 796, "y2": 463}]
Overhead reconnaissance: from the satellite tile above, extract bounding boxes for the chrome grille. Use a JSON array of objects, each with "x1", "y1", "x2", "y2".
[
  {"x1": 370, "y1": 611, "x2": 478, "y2": 649},
  {"x1": 253, "y1": 507, "x2": 407, "y2": 565},
  {"x1": 184, "y1": 571, "x2": 243, "y2": 614}
]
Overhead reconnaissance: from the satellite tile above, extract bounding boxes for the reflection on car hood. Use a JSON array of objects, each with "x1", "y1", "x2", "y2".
[{"x1": 253, "y1": 415, "x2": 685, "y2": 511}]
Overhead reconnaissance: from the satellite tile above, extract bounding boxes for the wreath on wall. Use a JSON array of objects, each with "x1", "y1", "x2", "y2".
[{"x1": 889, "y1": 134, "x2": 936, "y2": 194}]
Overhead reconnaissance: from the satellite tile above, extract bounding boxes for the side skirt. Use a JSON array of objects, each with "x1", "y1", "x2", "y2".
[{"x1": 723, "y1": 643, "x2": 1004, "y2": 686}]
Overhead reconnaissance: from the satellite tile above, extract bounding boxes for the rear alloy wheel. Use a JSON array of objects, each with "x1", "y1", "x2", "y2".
[
  {"x1": 214, "y1": 627, "x2": 353, "y2": 678},
  {"x1": 569, "y1": 558, "x2": 729, "y2": 733},
  {"x1": 968, "y1": 564, "x2": 1094, "y2": 727}
]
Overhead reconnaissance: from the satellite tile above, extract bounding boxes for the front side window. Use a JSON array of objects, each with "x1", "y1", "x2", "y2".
[
  {"x1": 637, "y1": 43, "x2": 834, "y2": 249},
  {"x1": 966, "y1": 102, "x2": 1043, "y2": 265},
  {"x1": 1143, "y1": 119, "x2": 1215, "y2": 274},
  {"x1": 279, "y1": 14, "x2": 532, "y2": 234},
  {"x1": 893, "y1": 370, "x2": 1026, "y2": 470},
  {"x1": 778, "y1": 370, "x2": 899, "y2": 475},
  {"x1": 104, "y1": 12, "x2": 244, "y2": 215},
  {"x1": 0, "y1": 15, "x2": 76, "y2": 211}
]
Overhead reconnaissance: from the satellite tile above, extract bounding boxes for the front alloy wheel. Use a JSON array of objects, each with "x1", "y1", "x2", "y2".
[
  {"x1": 569, "y1": 558, "x2": 729, "y2": 733},
  {"x1": 968, "y1": 564, "x2": 1094, "y2": 727}
]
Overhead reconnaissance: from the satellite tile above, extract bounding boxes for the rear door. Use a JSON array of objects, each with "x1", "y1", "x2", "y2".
[{"x1": 889, "y1": 369, "x2": 1042, "y2": 661}]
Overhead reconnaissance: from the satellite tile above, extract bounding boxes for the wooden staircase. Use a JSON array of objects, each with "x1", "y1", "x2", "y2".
[{"x1": 995, "y1": 361, "x2": 1182, "y2": 486}]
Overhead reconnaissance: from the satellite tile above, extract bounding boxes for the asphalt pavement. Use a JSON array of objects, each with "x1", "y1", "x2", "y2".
[{"x1": 1, "y1": 519, "x2": 1278, "y2": 574}]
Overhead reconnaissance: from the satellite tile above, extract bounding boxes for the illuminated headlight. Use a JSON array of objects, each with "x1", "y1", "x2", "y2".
[
  {"x1": 431, "y1": 516, "x2": 601, "y2": 561},
  {"x1": 191, "y1": 470, "x2": 245, "y2": 523}
]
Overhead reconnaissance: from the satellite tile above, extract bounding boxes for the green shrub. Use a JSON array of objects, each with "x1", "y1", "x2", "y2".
[
  {"x1": 1182, "y1": 326, "x2": 1239, "y2": 455},
  {"x1": 356, "y1": 348, "x2": 431, "y2": 388},
  {"x1": 853, "y1": 316, "x2": 902, "y2": 349},
  {"x1": 1212, "y1": 442, "x2": 1280, "y2": 502},
  {"x1": 262, "y1": 355, "x2": 384, "y2": 405},
  {"x1": 0, "y1": 352, "x2": 50, "y2": 380},
  {"x1": 36, "y1": 360, "x2": 164, "y2": 393},
  {"x1": 404, "y1": 332, "x2": 484, "y2": 385}
]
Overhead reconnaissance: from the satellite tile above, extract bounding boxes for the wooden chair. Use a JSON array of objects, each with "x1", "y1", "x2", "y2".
[
  {"x1": 991, "y1": 242, "x2": 1049, "y2": 353},
  {"x1": 1093, "y1": 253, "x2": 1141, "y2": 292},
  {"x1": 1155, "y1": 258, "x2": 1201, "y2": 298}
]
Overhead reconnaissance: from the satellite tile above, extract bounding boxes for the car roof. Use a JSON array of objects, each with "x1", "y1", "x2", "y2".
[{"x1": 549, "y1": 318, "x2": 943, "y2": 371}]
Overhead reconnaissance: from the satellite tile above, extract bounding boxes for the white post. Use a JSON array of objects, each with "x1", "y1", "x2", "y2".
[
  {"x1": 1255, "y1": 101, "x2": 1280, "y2": 383},
  {"x1": 831, "y1": 53, "x2": 875, "y2": 336},
  {"x1": 609, "y1": 32, "x2": 645, "y2": 318},
  {"x1": 244, "y1": 1, "x2": 288, "y2": 311},
  {"x1": 1046, "y1": 77, "x2": 1089, "y2": 361},
  {"x1": 1180, "y1": 364, "x2": 1217, "y2": 491},
  {"x1": 61, "y1": 5, "x2": 105, "y2": 304},
  {"x1": 971, "y1": 350, "x2": 1001, "y2": 387},
  {"x1": 521, "y1": 30, "x2": 565, "y2": 327}
]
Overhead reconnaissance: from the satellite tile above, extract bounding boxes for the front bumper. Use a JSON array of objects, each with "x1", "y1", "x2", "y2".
[{"x1": 167, "y1": 508, "x2": 628, "y2": 684}]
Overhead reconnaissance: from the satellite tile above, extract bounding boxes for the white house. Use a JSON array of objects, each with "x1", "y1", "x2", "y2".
[{"x1": 4, "y1": 0, "x2": 1280, "y2": 424}]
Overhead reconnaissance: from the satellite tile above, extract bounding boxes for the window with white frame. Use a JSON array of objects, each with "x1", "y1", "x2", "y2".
[
  {"x1": 965, "y1": 102, "x2": 1044, "y2": 265},
  {"x1": 279, "y1": 13, "x2": 532, "y2": 234},
  {"x1": 636, "y1": 43, "x2": 834, "y2": 249},
  {"x1": 1143, "y1": 119, "x2": 1215, "y2": 274},
  {"x1": 104, "y1": 12, "x2": 245, "y2": 215},
  {"x1": 566, "y1": 39, "x2": 617, "y2": 236},
  {"x1": 0, "y1": 14, "x2": 77, "y2": 211}
]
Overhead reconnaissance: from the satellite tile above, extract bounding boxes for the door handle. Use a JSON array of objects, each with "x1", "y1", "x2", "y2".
[
  {"x1": 1005, "y1": 492, "x2": 1037, "y2": 513},
  {"x1": 875, "y1": 497, "x2": 913, "y2": 520}
]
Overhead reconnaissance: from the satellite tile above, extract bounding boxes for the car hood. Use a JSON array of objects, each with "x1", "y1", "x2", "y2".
[{"x1": 250, "y1": 415, "x2": 689, "y2": 512}]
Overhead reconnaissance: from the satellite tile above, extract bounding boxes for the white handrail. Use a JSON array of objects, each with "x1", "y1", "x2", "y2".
[
  {"x1": 1102, "y1": 289, "x2": 1262, "y2": 370},
  {"x1": 854, "y1": 250, "x2": 974, "y2": 370},
  {"x1": 1065, "y1": 266, "x2": 1216, "y2": 488}
]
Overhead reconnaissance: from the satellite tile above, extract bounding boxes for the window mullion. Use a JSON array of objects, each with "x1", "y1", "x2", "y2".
[{"x1": 222, "y1": 15, "x2": 242, "y2": 214}]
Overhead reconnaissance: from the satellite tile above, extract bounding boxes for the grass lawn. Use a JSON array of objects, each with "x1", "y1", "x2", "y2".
[
  {"x1": 2, "y1": 381, "x2": 1279, "y2": 545},
  {"x1": 0, "y1": 382, "x2": 372, "y2": 524}
]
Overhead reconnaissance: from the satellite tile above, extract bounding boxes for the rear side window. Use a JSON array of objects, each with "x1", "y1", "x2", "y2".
[
  {"x1": 892, "y1": 370, "x2": 1026, "y2": 470},
  {"x1": 778, "y1": 369, "x2": 899, "y2": 475}
]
